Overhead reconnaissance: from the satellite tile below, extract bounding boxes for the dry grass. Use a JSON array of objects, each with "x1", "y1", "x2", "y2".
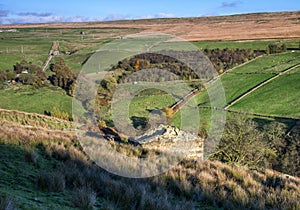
[
  {"x1": 0, "y1": 121, "x2": 76, "y2": 146},
  {"x1": 0, "y1": 122, "x2": 299, "y2": 209},
  {"x1": 0, "y1": 109, "x2": 72, "y2": 130},
  {"x1": 164, "y1": 160, "x2": 300, "y2": 209}
]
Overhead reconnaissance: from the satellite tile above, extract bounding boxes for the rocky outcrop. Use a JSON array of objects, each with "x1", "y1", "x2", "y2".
[{"x1": 131, "y1": 124, "x2": 203, "y2": 159}]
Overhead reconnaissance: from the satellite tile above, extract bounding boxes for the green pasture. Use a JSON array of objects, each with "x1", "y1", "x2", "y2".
[
  {"x1": 0, "y1": 85, "x2": 72, "y2": 116},
  {"x1": 193, "y1": 39, "x2": 300, "y2": 50},
  {"x1": 0, "y1": 54, "x2": 47, "y2": 71},
  {"x1": 195, "y1": 74, "x2": 272, "y2": 106},
  {"x1": 231, "y1": 52, "x2": 300, "y2": 73},
  {"x1": 230, "y1": 74, "x2": 300, "y2": 118}
]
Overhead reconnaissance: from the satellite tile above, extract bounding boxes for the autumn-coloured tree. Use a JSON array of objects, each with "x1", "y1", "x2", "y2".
[
  {"x1": 50, "y1": 107, "x2": 69, "y2": 121},
  {"x1": 134, "y1": 59, "x2": 140, "y2": 70},
  {"x1": 162, "y1": 107, "x2": 174, "y2": 125},
  {"x1": 49, "y1": 58, "x2": 76, "y2": 96}
]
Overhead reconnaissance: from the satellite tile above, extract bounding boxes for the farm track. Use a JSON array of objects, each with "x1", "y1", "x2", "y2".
[
  {"x1": 42, "y1": 41, "x2": 59, "y2": 72},
  {"x1": 170, "y1": 89, "x2": 201, "y2": 113}
]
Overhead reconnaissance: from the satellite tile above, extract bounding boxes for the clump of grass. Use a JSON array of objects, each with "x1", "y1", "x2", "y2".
[
  {"x1": 0, "y1": 194, "x2": 15, "y2": 210},
  {"x1": 38, "y1": 171, "x2": 65, "y2": 192},
  {"x1": 61, "y1": 161, "x2": 86, "y2": 189},
  {"x1": 72, "y1": 187, "x2": 96, "y2": 210},
  {"x1": 24, "y1": 146, "x2": 39, "y2": 164}
]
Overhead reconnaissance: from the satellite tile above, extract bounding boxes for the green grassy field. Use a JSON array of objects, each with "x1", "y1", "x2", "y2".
[
  {"x1": 231, "y1": 52, "x2": 300, "y2": 73},
  {"x1": 195, "y1": 73, "x2": 273, "y2": 106},
  {"x1": 0, "y1": 54, "x2": 48, "y2": 71},
  {"x1": 288, "y1": 66, "x2": 300, "y2": 74},
  {"x1": 109, "y1": 51, "x2": 300, "y2": 132},
  {"x1": 230, "y1": 74, "x2": 300, "y2": 118},
  {"x1": 0, "y1": 28, "x2": 136, "y2": 72},
  {"x1": 0, "y1": 85, "x2": 72, "y2": 116},
  {"x1": 193, "y1": 39, "x2": 300, "y2": 50},
  {"x1": 129, "y1": 94, "x2": 175, "y2": 117}
]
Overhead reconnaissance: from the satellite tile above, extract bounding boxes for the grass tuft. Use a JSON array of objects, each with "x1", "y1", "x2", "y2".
[{"x1": 72, "y1": 187, "x2": 96, "y2": 210}]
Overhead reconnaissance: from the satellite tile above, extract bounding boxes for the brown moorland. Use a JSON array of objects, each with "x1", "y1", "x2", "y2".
[{"x1": 1, "y1": 11, "x2": 299, "y2": 41}]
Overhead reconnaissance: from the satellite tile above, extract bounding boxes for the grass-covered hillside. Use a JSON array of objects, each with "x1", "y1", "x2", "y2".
[{"x1": 0, "y1": 119, "x2": 299, "y2": 210}]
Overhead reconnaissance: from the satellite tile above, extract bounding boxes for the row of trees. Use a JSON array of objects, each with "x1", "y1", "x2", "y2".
[
  {"x1": 204, "y1": 48, "x2": 264, "y2": 73},
  {"x1": 111, "y1": 48, "x2": 263, "y2": 83}
]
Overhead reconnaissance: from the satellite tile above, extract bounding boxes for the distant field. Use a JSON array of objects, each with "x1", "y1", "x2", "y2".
[
  {"x1": 0, "y1": 54, "x2": 47, "y2": 71},
  {"x1": 0, "y1": 85, "x2": 72, "y2": 116},
  {"x1": 230, "y1": 74, "x2": 300, "y2": 118},
  {"x1": 129, "y1": 94, "x2": 174, "y2": 118},
  {"x1": 3, "y1": 11, "x2": 300, "y2": 42},
  {"x1": 0, "y1": 40, "x2": 50, "y2": 55},
  {"x1": 231, "y1": 52, "x2": 300, "y2": 73},
  {"x1": 193, "y1": 39, "x2": 300, "y2": 50},
  {"x1": 0, "y1": 28, "x2": 131, "y2": 72},
  {"x1": 195, "y1": 73, "x2": 273, "y2": 106}
]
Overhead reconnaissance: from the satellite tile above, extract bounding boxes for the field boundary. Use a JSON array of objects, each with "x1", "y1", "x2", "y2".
[
  {"x1": 224, "y1": 63, "x2": 300, "y2": 109},
  {"x1": 170, "y1": 89, "x2": 202, "y2": 113},
  {"x1": 197, "y1": 106, "x2": 300, "y2": 121}
]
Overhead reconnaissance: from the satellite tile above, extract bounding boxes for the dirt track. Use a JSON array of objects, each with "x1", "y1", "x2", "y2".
[{"x1": 1, "y1": 11, "x2": 300, "y2": 41}]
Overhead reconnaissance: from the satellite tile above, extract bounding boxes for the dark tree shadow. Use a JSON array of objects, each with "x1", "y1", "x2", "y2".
[{"x1": 130, "y1": 116, "x2": 150, "y2": 130}]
